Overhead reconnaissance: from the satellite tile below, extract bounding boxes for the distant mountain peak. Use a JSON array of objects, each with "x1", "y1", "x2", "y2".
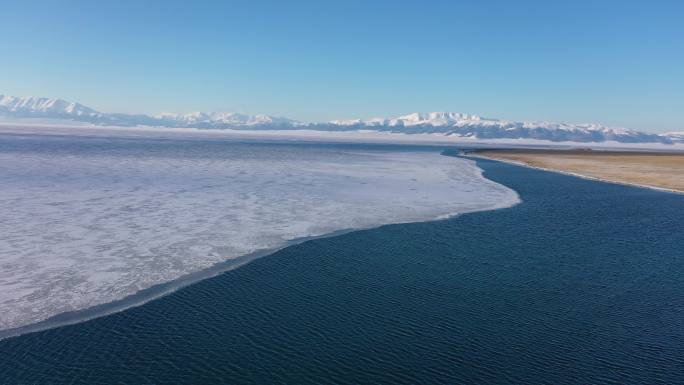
[{"x1": 0, "y1": 95, "x2": 99, "y2": 117}]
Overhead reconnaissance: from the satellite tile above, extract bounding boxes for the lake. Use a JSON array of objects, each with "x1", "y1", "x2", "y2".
[{"x1": 1, "y1": 142, "x2": 683, "y2": 384}]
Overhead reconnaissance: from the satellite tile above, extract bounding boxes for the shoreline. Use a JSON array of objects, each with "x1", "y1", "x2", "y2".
[
  {"x1": 0, "y1": 154, "x2": 520, "y2": 341},
  {"x1": 0, "y1": 228, "x2": 356, "y2": 341},
  {"x1": 469, "y1": 152, "x2": 684, "y2": 196},
  {"x1": 5, "y1": 147, "x2": 684, "y2": 384}
]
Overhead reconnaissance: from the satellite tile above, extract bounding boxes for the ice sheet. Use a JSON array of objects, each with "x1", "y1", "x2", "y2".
[{"x1": 0, "y1": 131, "x2": 519, "y2": 331}]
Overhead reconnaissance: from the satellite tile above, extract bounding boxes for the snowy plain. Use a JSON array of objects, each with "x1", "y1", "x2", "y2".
[
  {"x1": 3, "y1": 119, "x2": 684, "y2": 151},
  {"x1": 0, "y1": 127, "x2": 519, "y2": 333}
]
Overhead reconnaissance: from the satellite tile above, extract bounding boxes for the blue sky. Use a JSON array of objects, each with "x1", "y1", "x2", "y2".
[{"x1": 1, "y1": 0, "x2": 682, "y2": 131}]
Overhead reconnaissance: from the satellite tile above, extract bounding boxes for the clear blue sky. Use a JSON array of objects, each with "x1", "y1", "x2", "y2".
[{"x1": 1, "y1": 0, "x2": 682, "y2": 131}]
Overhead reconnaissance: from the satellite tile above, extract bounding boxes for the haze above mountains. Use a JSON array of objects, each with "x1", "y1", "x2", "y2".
[{"x1": 1, "y1": 94, "x2": 681, "y2": 144}]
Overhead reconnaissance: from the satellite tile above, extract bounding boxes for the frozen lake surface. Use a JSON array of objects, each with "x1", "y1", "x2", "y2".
[{"x1": 0, "y1": 130, "x2": 518, "y2": 331}]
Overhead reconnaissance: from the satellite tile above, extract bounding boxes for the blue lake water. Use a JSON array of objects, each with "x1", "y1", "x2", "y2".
[
  {"x1": 0, "y1": 134, "x2": 516, "y2": 333},
  {"x1": 1, "y1": 152, "x2": 684, "y2": 384}
]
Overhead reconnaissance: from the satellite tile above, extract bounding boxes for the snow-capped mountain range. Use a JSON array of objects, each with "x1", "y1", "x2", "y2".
[
  {"x1": 0, "y1": 95, "x2": 101, "y2": 119},
  {"x1": 155, "y1": 111, "x2": 301, "y2": 128},
  {"x1": 1, "y1": 94, "x2": 681, "y2": 144}
]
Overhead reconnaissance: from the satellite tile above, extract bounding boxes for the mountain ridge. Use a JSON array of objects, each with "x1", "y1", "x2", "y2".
[{"x1": 0, "y1": 94, "x2": 680, "y2": 144}]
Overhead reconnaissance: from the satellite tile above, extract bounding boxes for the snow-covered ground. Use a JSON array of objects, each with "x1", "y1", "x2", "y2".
[
  {"x1": 2, "y1": 121, "x2": 684, "y2": 151},
  {"x1": 0, "y1": 128, "x2": 519, "y2": 332}
]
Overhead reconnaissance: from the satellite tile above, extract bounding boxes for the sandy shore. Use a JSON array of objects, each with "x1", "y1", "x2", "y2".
[{"x1": 475, "y1": 149, "x2": 684, "y2": 194}]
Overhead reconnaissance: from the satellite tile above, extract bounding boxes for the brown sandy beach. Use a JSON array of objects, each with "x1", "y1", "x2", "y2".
[{"x1": 476, "y1": 149, "x2": 684, "y2": 194}]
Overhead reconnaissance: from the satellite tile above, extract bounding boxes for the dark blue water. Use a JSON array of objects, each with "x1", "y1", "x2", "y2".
[{"x1": 1, "y1": 155, "x2": 683, "y2": 384}]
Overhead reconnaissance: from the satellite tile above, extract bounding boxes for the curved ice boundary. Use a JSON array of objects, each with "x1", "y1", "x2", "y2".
[{"x1": 0, "y1": 133, "x2": 519, "y2": 337}]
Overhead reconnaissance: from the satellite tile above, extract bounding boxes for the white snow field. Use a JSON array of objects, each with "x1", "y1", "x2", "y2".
[{"x1": 0, "y1": 130, "x2": 519, "y2": 332}]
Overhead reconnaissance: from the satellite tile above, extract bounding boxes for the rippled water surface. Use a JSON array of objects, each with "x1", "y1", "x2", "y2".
[
  {"x1": 1, "y1": 152, "x2": 684, "y2": 384},
  {"x1": 0, "y1": 132, "x2": 516, "y2": 332}
]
